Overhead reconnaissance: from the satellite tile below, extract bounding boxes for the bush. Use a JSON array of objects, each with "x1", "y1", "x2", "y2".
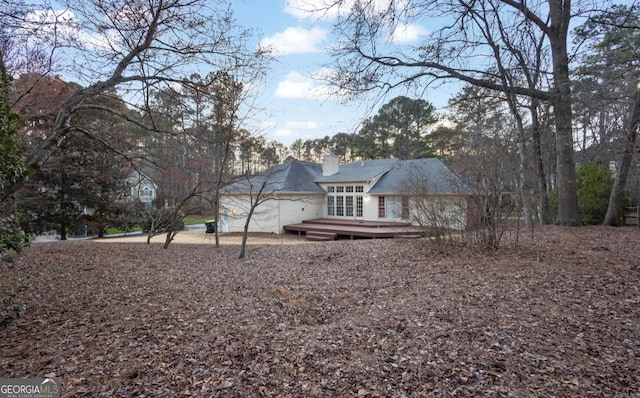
[
  {"x1": 0, "y1": 277, "x2": 28, "y2": 330},
  {"x1": 0, "y1": 215, "x2": 29, "y2": 257},
  {"x1": 576, "y1": 163, "x2": 614, "y2": 225}
]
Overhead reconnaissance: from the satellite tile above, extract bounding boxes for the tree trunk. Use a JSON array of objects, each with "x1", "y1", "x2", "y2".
[
  {"x1": 163, "y1": 230, "x2": 175, "y2": 249},
  {"x1": 59, "y1": 221, "x2": 67, "y2": 240},
  {"x1": 239, "y1": 196, "x2": 260, "y2": 259},
  {"x1": 603, "y1": 88, "x2": 640, "y2": 225},
  {"x1": 517, "y1": 141, "x2": 533, "y2": 228},
  {"x1": 239, "y1": 223, "x2": 249, "y2": 259},
  {"x1": 549, "y1": 0, "x2": 581, "y2": 226},
  {"x1": 530, "y1": 102, "x2": 551, "y2": 224}
]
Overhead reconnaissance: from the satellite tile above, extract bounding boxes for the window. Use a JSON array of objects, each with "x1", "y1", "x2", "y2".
[
  {"x1": 387, "y1": 196, "x2": 402, "y2": 219},
  {"x1": 345, "y1": 196, "x2": 353, "y2": 217},
  {"x1": 377, "y1": 196, "x2": 407, "y2": 220},
  {"x1": 140, "y1": 187, "x2": 154, "y2": 197},
  {"x1": 328, "y1": 185, "x2": 365, "y2": 218}
]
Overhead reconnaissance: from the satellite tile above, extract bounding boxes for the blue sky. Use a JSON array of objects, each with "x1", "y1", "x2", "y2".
[
  {"x1": 37, "y1": 0, "x2": 454, "y2": 147},
  {"x1": 232, "y1": 0, "x2": 454, "y2": 146}
]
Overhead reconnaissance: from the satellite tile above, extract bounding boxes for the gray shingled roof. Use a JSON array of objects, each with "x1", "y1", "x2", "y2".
[
  {"x1": 368, "y1": 158, "x2": 472, "y2": 194},
  {"x1": 221, "y1": 160, "x2": 324, "y2": 194},
  {"x1": 222, "y1": 157, "x2": 471, "y2": 195},
  {"x1": 314, "y1": 158, "x2": 399, "y2": 183}
]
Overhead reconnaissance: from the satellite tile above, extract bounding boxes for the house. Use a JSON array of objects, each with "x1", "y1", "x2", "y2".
[
  {"x1": 82, "y1": 170, "x2": 158, "y2": 216},
  {"x1": 219, "y1": 159, "x2": 326, "y2": 234},
  {"x1": 126, "y1": 171, "x2": 158, "y2": 209},
  {"x1": 219, "y1": 151, "x2": 476, "y2": 234}
]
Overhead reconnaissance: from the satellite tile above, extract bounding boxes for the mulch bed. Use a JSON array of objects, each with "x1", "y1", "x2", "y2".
[{"x1": 1, "y1": 225, "x2": 639, "y2": 397}]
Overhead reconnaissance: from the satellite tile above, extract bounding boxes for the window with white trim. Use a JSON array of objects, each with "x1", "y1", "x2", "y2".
[
  {"x1": 327, "y1": 185, "x2": 364, "y2": 218},
  {"x1": 140, "y1": 187, "x2": 154, "y2": 198},
  {"x1": 378, "y1": 196, "x2": 409, "y2": 220},
  {"x1": 345, "y1": 196, "x2": 353, "y2": 217},
  {"x1": 336, "y1": 195, "x2": 344, "y2": 216},
  {"x1": 378, "y1": 196, "x2": 386, "y2": 218}
]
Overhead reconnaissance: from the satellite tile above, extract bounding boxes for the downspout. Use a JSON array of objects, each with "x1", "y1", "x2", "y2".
[{"x1": 276, "y1": 193, "x2": 281, "y2": 234}]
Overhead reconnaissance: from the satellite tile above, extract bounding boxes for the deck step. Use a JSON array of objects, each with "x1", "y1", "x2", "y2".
[
  {"x1": 306, "y1": 231, "x2": 338, "y2": 241},
  {"x1": 394, "y1": 231, "x2": 424, "y2": 239}
]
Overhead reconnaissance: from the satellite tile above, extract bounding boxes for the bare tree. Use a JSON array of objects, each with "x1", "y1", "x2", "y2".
[
  {"x1": 571, "y1": 5, "x2": 640, "y2": 225},
  {"x1": 318, "y1": 0, "x2": 583, "y2": 225},
  {"x1": 400, "y1": 166, "x2": 469, "y2": 252},
  {"x1": 1, "y1": 0, "x2": 270, "y2": 202},
  {"x1": 435, "y1": 87, "x2": 522, "y2": 247},
  {"x1": 160, "y1": 183, "x2": 210, "y2": 249},
  {"x1": 224, "y1": 167, "x2": 287, "y2": 259},
  {"x1": 220, "y1": 160, "x2": 317, "y2": 259},
  {"x1": 604, "y1": 89, "x2": 640, "y2": 225}
]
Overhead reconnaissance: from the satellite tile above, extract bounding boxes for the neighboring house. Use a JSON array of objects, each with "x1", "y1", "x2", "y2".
[
  {"x1": 126, "y1": 171, "x2": 158, "y2": 209},
  {"x1": 82, "y1": 171, "x2": 158, "y2": 216},
  {"x1": 220, "y1": 151, "x2": 476, "y2": 234}
]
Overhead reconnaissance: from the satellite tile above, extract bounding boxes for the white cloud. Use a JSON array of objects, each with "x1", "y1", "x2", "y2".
[
  {"x1": 22, "y1": 9, "x2": 123, "y2": 52},
  {"x1": 285, "y1": 121, "x2": 318, "y2": 129},
  {"x1": 389, "y1": 23, "x2": 428, "y2": 44},
  {"x1": 21, "y1": 10, "x2": 79, "y2": 45},
  {"x1": 274, "y1": 70, "x2": 349, "y2": 100},
  {"x1": 274, "y1": 129, "x2": 295, "y2": 138},
  {"x1": 260, "y1": 26, "x2": 328, "y2": 55},
  {"x1": 275, "y1": 71, "x2": 323, "y2": 99}
]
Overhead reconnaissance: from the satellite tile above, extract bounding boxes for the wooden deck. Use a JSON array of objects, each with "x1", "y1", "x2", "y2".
[{"x1": 283, "y1": 218, "x2": 425, "y2": 241}]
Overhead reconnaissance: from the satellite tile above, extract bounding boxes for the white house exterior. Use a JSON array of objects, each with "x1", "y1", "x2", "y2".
[
  {"x1": 221, "y1": 193, "x2": 325, "y2": 234},
  {"x1": 220, "y1": 153, "x2": 474, "y2": 234},
  {"x1": 220, "y1": 160, "x2": 326, "y2": 234},
  {"x1": 126, "y1": 171, "x2": 158, "y2": 209}
]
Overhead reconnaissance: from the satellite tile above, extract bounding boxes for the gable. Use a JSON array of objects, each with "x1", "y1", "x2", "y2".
[
  {"x1": 368, "y1": 158, "x2": 472, "y2": 195},
  {"x1": 127, "y1": 171, "x2": 158, "y2": 189}
]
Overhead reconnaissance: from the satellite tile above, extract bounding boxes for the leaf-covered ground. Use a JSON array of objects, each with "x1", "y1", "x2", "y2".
[{"x1": 1, "y1": 226, "x2": 639, "y2": 397}]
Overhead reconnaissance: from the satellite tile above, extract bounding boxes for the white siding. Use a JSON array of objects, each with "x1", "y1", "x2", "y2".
[
  {"x1": 362, "y1": 194, "x2": 380, "y2": 221},
  {"x1": 278, "y1": 195, "x2": 324, "y2": 227},
  {"x1": 409, "y1": 195, "x2": 469, "y2": 230},
  {"x1": 366, "y1": 194, "x2": 468, "y2": 229},
  {"x1": 220, "y1": 195, "x2": 279, "y2": 233},
  {"x1": 220, "y1": 193, "x2": 324, "y2": 234}
]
